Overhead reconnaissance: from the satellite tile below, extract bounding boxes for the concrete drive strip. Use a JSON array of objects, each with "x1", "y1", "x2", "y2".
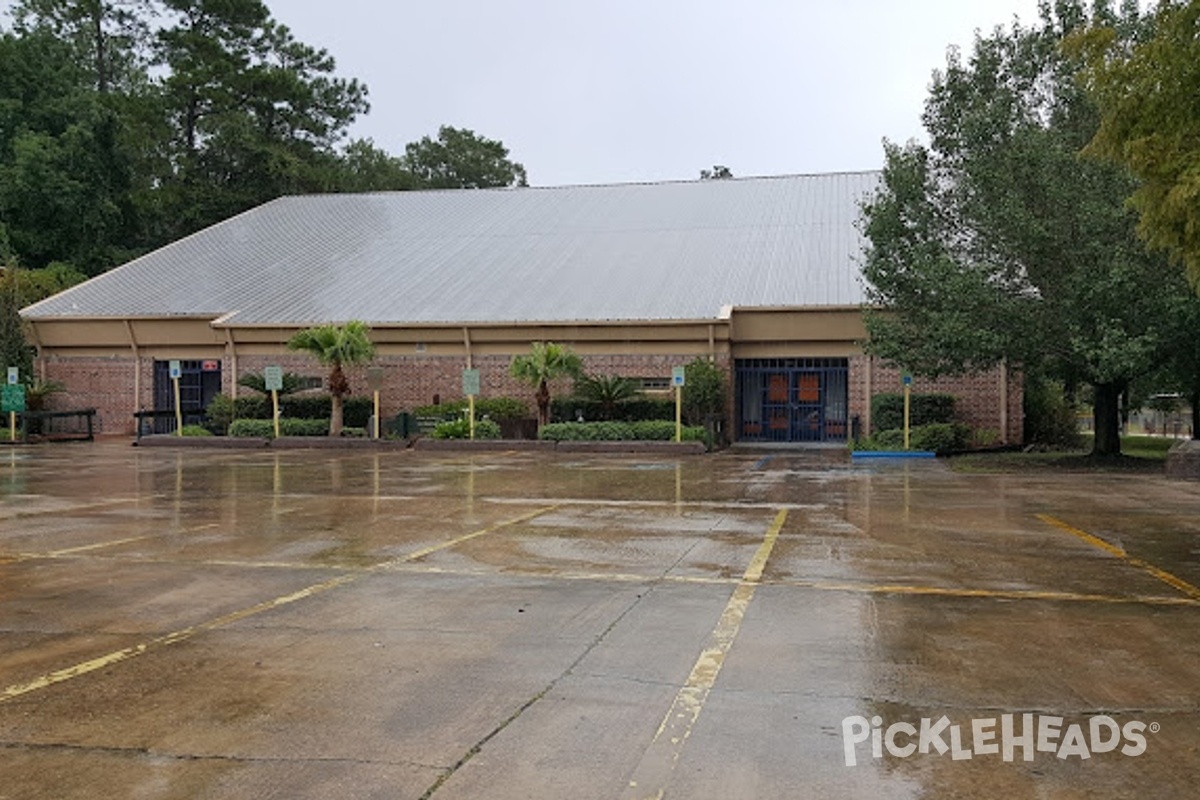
[
  {"x1": 0, "y1": 505, "x2": 559, "y2": 704},
  {"x1": 621, "y1": 509, "x2": 788, "y2": 800},
  {"x1": 1038, "y1": 514, "x2": 1200, "y2": 602}
]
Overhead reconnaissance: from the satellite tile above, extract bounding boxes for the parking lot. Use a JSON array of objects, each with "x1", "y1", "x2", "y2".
[{"x1": 1, "y1": 442, "x2": 1199, "y2": 799}]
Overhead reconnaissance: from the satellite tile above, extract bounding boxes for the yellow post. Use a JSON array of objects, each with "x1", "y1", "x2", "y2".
[
  {"x1": 173, "y1": 376, "x2": 183, "y2": 436},
  {"x1": 469, "y1": 394, "x2": 476, "y2": 440},
  {"x1": 903, "y1": 383, "x2": 911, "y2": 450},
  {"x1": 675, "y1": 384, "x2": 682, "y2": 443},
  {"x1": 271, "y1": 389, "x2": 280, "y2": 439},
  {"x1": 373, "y1": 390, "x2": 381, "y2": 439},
  {"x1": 8, "y1": 411, "x2": 14, "y2": 442}
]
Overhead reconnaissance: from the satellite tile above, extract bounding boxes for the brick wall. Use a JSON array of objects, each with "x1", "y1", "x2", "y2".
[
  {"x1": 848, "y1": 355, "x2": 1024, "y2": 444},
  {"x1": 36, "y1": 350, "x2": 1023, "y2": 443}
]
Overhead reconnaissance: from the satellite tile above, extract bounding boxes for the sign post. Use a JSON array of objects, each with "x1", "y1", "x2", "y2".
[
  {"x1": 672, "y1": 366, "x2": 687, "y2": 443},
  {"x1": 367, "y1": 367, "x2": 384, "y2": 439},
  {"x1": 462, "y1": 369, "x2": 481, "y2": 440},
  {"x1": 902, "y1": 372, "x2": 913, "y2": 450},
  {"x1": 264, "y1": 366, "x2": 283, "y2": 439},
  {"x1": 169, "y1": 360, "x2": 183, "y2": 436},
  {"x1": 2, "y1": 383, "x2": 24, "y2": 442},
  {"x1": 5, "y1": 367, "x2": 17, "y2": 442}
]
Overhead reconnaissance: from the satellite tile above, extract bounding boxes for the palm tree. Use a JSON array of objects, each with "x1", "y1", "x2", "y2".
[
  {"x1": 286, "y1": 321, "x2": 376, "y2": 436},
  {"x1": 576, "y1": 374, "x2": 640, "y2": 420},
  {"x1": 509, "y1": 342, "x2": 583, "y2": 428}
]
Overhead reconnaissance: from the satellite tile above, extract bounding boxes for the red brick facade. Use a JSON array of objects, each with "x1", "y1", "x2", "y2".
[
  {"x1": 39, "y1": 349, "x2": 1021, "y2": 443},
  {"x1": 848, "y1": 355, "x2": 1023, "y2": 444}
]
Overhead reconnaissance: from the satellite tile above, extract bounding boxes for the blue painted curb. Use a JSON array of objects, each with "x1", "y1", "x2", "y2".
[{"x1": 850, "y1": 450, "x2": 938, "y2": 459}]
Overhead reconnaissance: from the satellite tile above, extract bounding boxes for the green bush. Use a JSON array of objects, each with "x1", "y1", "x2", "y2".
[
  {"x1": 431, "y1": 418, "x2": 502, "y2": 439},
  {"x1": 682, "y1": 357, "x2": 726, "y2": 425},
  {"x1": 909, "y1": 422, "x2": 972, "y2": 454},
  {"x1": 852, "y1": 423, "x2": 972, "y2": 454},
  {"x1": 279, "y1": 418, "x2": 332, "y2": 436},
  {"x1": 228, "y1": 419, "x2": 274, "y2": 438},
  {"x1": 872, "y1": 393, "x2": 956, "y2": 432},
  {"x1": 550, "y1": 396, "x2": 675, "y2": 423},
  {"x1": 1023, "y1": 374, "x2": 1081, "y2": 447},
  {"x1": 538, "y1": 421, "x2": 706, "y2": 442},
  {"x1": 412, "y1": 397, "x2": 530, "y2": 422},
  {"x1": 179, "y1": 425, "x2": 213, "y2": 437}
]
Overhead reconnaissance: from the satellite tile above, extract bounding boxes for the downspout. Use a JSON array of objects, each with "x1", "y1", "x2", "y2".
[
  {"x1": 463, "y1": 326, "x2": 473, "y2": 369},
  {"x1": 999, "y1": 359, "x2": 1009, "y2": 444},
  {"x1": 225, "y1": 328, "x2": 239, "y2": 399},
  {"x1": 124, "y1": 319, "x2": 140, "y2": 415},
  {"x1": 863, "y1": 354, "x2": 873, "y2": 436}
]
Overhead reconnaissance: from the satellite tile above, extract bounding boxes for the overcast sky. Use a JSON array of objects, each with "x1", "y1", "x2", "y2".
[
  {"x1": 264, "y1": 0, "x2": 1046, "y2": 186},
  {"x1": 2, "y1": 0, "x2": 1054, "y2": 186}
]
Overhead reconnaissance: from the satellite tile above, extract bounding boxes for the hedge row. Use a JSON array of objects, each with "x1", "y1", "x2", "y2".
[
  {"x1": 411, "y1": 397, "x2": 529, "y2": 422},
  {"x1": 871, "y1": 393, "x2": 955, "y2": 432},
  {"x1": 431, "y1": 418, "x2": 502, "y2": 440},
  {"x1": 228, "y1": 418, "x2": 361, "y2": 438},
  {"x1": 853, "y1": 422, "x2": 973, "y2": 454},
  {"x1": 538, "y1": 421, "x2": 706, "y2": 442},
  {"x1": 207, "y1": 394, "x2": 374, "y2": 432},
  {"x1": 549, "y1": 396, "x2": 676, "y2": 423}
]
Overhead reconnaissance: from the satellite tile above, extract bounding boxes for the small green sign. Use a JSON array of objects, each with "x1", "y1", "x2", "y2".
[
  {"x1": 263, "y1": 366, "x2": 283, "y2": 392},
  {"x1": 462, "y1": 368, "x2": 481, "y2": 397},
  {"x1": 2, "y1": 384, "x2": 26, "y2": 413}
]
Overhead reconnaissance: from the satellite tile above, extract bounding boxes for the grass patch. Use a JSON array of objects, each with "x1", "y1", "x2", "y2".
[{"x1": 949, "y1": 435, "x2": 1184, "y2": 474}]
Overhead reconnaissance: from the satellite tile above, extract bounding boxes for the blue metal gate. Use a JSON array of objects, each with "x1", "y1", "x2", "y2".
[{"x1": 735, "y1": 358, "x2": 849, "y2": 443}]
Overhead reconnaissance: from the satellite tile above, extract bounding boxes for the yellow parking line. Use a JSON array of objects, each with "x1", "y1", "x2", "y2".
[
  {"x1": 1038, "y1": 514, "x2": 1200, "y2": 602},
  {"x1": 0, "y1": 507, "x2": 557, "y2": 704},
  {"x1": 622, "y1": 509, "x2": 787, "y2": 800}
]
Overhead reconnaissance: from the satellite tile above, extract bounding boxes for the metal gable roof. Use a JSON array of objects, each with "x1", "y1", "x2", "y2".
[{"x1": 21, "y1": 172, "x2": 880, "y2": 325}]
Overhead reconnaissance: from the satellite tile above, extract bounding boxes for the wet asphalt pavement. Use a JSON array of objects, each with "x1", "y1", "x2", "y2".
[{"x1": 1, "y1": 442, "x2": 1198, "y2": 799}]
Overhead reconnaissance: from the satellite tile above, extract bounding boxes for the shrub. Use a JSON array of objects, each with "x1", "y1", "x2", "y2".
[
  {"x1": 550, "y1": 396, "x2": 675, "y2": 423},
  {"x1": 431, "y1": 418, "x2": 502, "y2": 439},
  {"x1": 1023, "y1": 373, "x2": 1081, "y2": 447},
  {"x1": 205, "y1": 394, "x2": 236, "y2": 434},
  {"x1": 909, "y1": 422, "x2": 972, "y2": 454},
  {"x1": 538, "y1": 421, "x2": 706, "y2": 442},
  {"x1": 411, "y1": 397, "x2": 529, "y2": 422},
  {"x1": 852, "y1": 423, "x2": 972, "y2": 454},
  {"x1": 228, "y1": 419, "x2": 274, "y2": 438},
  {"x1": 871, "y1": 393, "x2": 956, "y2": 432},
  {"x1": 682, "y1": 357, "x2": 726, "y2": 425},
  {"x1": 179, "y1": 425, "x2": 213, "y2": 437},
  {"x1": 279, "y1": 418, "x2": 333, "y2": 436}
]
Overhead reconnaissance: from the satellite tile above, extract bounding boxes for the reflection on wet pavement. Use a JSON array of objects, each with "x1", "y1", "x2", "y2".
[{"x1": 0, "y1": 443, "x2": 1198, "y2": 799}]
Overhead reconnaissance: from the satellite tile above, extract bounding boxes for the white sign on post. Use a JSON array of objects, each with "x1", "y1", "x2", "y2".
[
  {"x1": 6, "y1": 367, "x2": 17, "y2": 386},
  {"x1": 671, "y1": 366, "x2": 686, "y2": 387},
  {"x1": 462, "y1": 369, "x2": 481, "y2": 397},
  {"x1": 263, "y1": 366, "x2": 284, "y2": 392},
  {"x1": 169, "y1": 360, "x2": 182, "y2": 380}
]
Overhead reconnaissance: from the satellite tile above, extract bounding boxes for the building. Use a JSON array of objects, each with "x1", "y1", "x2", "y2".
[{"x1": 20, "y1": 173, "x2": 1022, "y2": 442}]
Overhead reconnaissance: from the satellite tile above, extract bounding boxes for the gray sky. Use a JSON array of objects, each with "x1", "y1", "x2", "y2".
[{"x1": 265, "y1": 0, "x2": 1044, "y2": 186}]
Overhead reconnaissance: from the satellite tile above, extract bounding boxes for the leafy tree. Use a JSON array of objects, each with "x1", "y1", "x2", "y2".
[
  {"x1": 153, "y1": 0, "x2": 369, "y2": 238},
  {"x1": 286, "y1": 321, "x2": 375, "y2": 436},
  {"x1": 1074, "y1": 1, "x2": 1200, "y2": 288},
  {"x1": 509, "y1": 342, "x2": 582, "y2": 428},
  {"x1": 12, "y1": 0, "x2": 153, "y2": 94},
  {"x1": 403, "y1": 125, "x2": 527, "y2": 189},
  {"x1": 860, "y1": 1, "x2": 1183, "y2": 456},
  {"x1": 575, "y1": 374, "x2": 640, "y2": 420},
  {"x1": 681, "y1": 357, "x2": 726, "y2": 426},
  {"x1": 333, "y1": 138, "x2": 417, "y2": 192},
  {"x1": 699, "y1": 165, "x2": 733, "y2": 180},
  {"x1": 0, "y1": 27, "x2": 143, "y2": 274}
]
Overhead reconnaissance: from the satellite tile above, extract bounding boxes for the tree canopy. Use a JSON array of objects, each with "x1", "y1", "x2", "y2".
[
  {"x1": 0, "y1": 1, "x2": 528, "y2": 279},
  {"x1": 403, "y1": 125, "x2": 528, "y2": 190},
  {"x1": 1074, "y1": 0, "x2": 1200, "y2": 288},
  {"x1": 860, "y1": 0, "x2": 1199, "y2": 456}
]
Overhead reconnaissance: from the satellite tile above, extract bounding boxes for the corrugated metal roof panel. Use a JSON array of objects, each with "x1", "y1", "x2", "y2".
[{"x1": 22, "y1": 172, "x2": 880, "y2": 324}]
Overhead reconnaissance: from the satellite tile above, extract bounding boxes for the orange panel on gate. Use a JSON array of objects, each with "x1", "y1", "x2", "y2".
[
  {"x1": 768, "y1": 375, "x2": 789, "y2": 403},
  {"x1": 798, "y1": 374, "x2": 819, "y2": 402}
]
